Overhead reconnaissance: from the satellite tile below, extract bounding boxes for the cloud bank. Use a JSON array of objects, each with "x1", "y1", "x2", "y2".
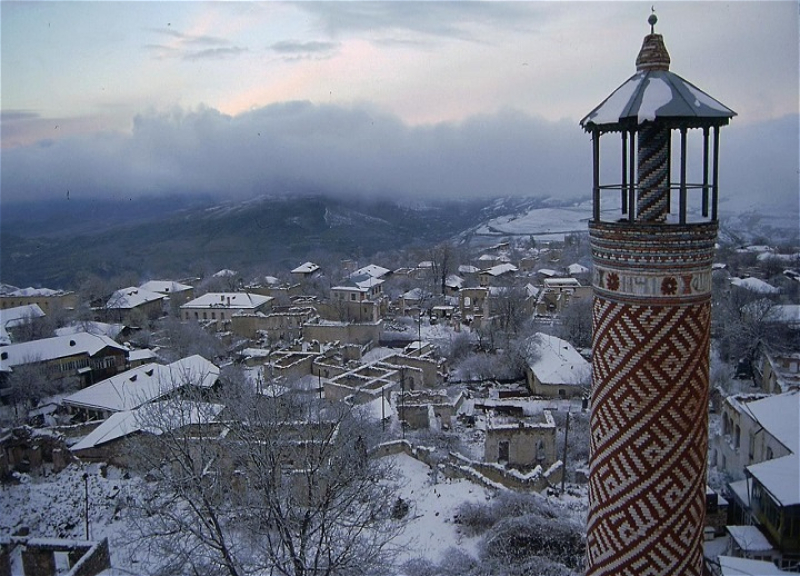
[{"x1": 1, "y1": 102, "x2": 796, "y2": 216}]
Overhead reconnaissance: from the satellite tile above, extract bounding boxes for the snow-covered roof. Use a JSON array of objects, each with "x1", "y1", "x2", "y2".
[
  {"x1": 730, "y1": 277, "x2": 780, "y2": 294},
  {"x1": 56, "y1": 321, "x2": 126, "y2": 340},
  {"x1": 128, "y1": 348, "x2": 158, "y2": 363},
  {"x1": 567, "y1": 263, "x2": 589, "y2": 275},
  {"x1": 139, "y1": 280, "x2": 193, "y2": 295},
  {"x1": 0, "y1": 304, "x2": 45, "y2": 328},
  {"x1": 719, "y1": 556, "x2": 792, "y2": 576},
  {"x1": 71, "y1": 400, "x2": 225, "y2": 452},
  {"x1": 745, "y1": 391, "x2": 799, "y2": 453},
  {"x1": 0, "y1": 332, "x2": 127, "y2": 370},
  {"x1": 525, "y1": 283, "x2": 540, "y2": 298},
  {"x1": 7, "y1": 287, "x2": 68, "y2": 297},
  {"x1": 458, "y1": 265, "x2": 480, "y2": 274},
  {"x1": 527, "y1": 333, "x2": 590, "y2": 386},
  {"x1": 544, "y1": 277, "x2": 581, "y2": 288},
  {"x1": 292, "y1": 261, "x2": 320, "y2": 274},
  {"x1": 582, "y1": 70, "x2": 735, "y2": 130},
  {"x1": 765, "y1": 304, "x2": 800, "y2": 327},
  {"x1": 353, "y1": 276, "x2": 384, "y2": 291},
  {"x1": 63, "y1": 355, "x2": 219, "y2": 413},
  {"x1": 351, "y1": 264, "x2": 390, "y2": 279},
  {"x1": 106, "y1": 287, "x2": 165, "y2": 309},
  {"x1": 212, "y1": 268, "x2": 238, "y2": 277},
  {"x1": 747, "y1": 453, "x2": 800, "y2": 506},
  {"x1": 483, "y1": 263, "x2": 517, "y2": 277},
  {"x1": 445, "y1": 274, "x2": 464, "y2": 289},
  {"x1": 403, "y1": 288, "x2": 430, "y2": 301},
  {"x1": 537, "y1": 268, "x2": 558, "y2": 277},
  {"x1": 181, "y1": 292, "x2": 272, "y2": 309},
  {"x1": 726, "y1": 525, "x2": 774, "y2": 552}
]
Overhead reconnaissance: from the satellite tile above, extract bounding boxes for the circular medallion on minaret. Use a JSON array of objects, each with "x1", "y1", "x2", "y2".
[{"x1": 661, "y1": 277, "x2": 678, "y2": 295}]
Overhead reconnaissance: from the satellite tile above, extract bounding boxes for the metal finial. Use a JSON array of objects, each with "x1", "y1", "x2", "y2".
[{"x1": 648, "y1": 9, "x2": 658, "y2": 34}]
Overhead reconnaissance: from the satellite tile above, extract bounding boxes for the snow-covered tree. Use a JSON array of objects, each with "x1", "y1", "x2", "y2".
[{"x1": 125, "y1": 376, "x2": 403, "y2": 576}]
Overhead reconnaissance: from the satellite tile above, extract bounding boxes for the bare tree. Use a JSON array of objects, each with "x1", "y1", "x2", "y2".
[
  {"x1": 2, "y1": 356, "x2": 58, "y2": 421},
  {"x1": 125, "y1": 376, "x2": 404, "y2": 576},
  {"x1": 157, "y1": 316, "x2": 224, "y2": 362},
  {"x1": 557, "y1": 297, "x2": 593, "y2": 350}
]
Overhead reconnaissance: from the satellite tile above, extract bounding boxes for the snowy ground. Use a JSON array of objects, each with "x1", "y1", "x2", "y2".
[
  {"x1": 0, "y1": 451, "x2": 501, "y2": 575},
  {"x1": 390, "y1": 453, "x2": 491, "y2": 569}
]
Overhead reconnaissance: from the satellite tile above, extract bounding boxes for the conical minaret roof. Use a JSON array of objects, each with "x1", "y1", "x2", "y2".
[{"x1": 580, "y1": 15, "x2": 736, "y2": 132}]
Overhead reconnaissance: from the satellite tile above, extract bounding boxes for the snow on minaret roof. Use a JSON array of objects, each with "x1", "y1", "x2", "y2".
[{"x1": 581, "y1": 17, "x2": 735, "y2": 132}]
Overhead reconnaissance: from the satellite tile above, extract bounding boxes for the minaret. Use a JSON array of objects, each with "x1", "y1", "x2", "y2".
[{"x1": 580, "y1": 15, "x2": 735, "y2": 576}]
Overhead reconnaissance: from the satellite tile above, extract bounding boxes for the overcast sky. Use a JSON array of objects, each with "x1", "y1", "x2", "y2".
[{"x1": 2, "y1": 1, "x2": 798, "y2": 213}]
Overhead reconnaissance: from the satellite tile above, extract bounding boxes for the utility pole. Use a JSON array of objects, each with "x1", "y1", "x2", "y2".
[
  {"x1": 561, "y1": 410, "x2": 570, "y2": 496},
  {"x1": 82, "y1": 472, "x2": 90, "y2": 539}
]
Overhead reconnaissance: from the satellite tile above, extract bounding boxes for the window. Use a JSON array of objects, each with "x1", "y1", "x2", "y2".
[
  {"x1": 203, "y1": 312, "x2": 207, "y2": 319},
  {"x1": 351, "y1": 294, "x2": 356, "y2": 301},
  {"x1": 211, "y1": 312, "x2": 216, "y2": 320},
  {"x1": 734, "y1": 425, "x2": 741, "y2": 449},
  {"x1": 766, "y1": 446, "x2": 774, "y2": 460},
  {"x1": 498, "y1": 440, "x2": 510, "y2": 463}
]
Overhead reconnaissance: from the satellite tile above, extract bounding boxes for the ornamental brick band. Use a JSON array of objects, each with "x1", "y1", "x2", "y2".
[
  {"x1": 587, "y1": 297, "x2": 710, "y2": 576},
  {"x1": 589, "y1": 221, "x2": 717, "y2": 304}
]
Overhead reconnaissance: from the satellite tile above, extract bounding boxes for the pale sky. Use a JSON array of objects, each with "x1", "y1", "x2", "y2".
[{"x1": 2, "y1": 1, "x2": 798, "y2": 211}]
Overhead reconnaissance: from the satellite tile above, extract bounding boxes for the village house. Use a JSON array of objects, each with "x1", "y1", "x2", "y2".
[
  {"x1": 744, "y1": 453, "x2": 800, "y2": 570},
  {"x1": 459, "y1": 287, "x2": 490, "y2": 323},
  {"x1": 139, "y1": 279, "x2": 195, "y2": 304},
  {"x1": 105, "y1": 287, "x2": 166, "y2": 324},
  {"x1": 396, "y1": 389, "x2": 464, "y2": 430},
  {"x1": 444, "y1": 274, "x2": 464, "y2": 295},
  {"x1": 181, "y1": 292, "x2": 273, "y2": 329},
  {"x1": 753, "y1": 344, "x2": 800, "y2": 394},
  {"x1": 525, "y1": 333, "x2": 590, "y2": 398},
  {"x1": 291, "y1": 261, "x2": 321, "y2": 280},
  {"x1": 0, "y1": 332, "x2": 128, "y2": 396},
  {"x1": 0, "y1": 304, "x2": 46, "y2": 345},
  {"x1": 0, "y1": 287, "x2": 78, "y2": 312},
  {"x1": 245, "y1": 277, "x2": 302, "y2": 303},
  {"x1": 351, "y1": 264, "x2": 391, "y2": 281},
  {"x1": 535, "y1": 277, "x2": 592, "y2": 315},
  {"x1": 302, "y1": 317, "x2": 382, "y2": 347},
  {"x1": 231, "y1": 306, "x2": 315, "y2": 341},
  {"x1": 484, "y1": 409, "x2": 557, "y2": 469},
  {"x1": 713, "y1": 391, "x2": 798, "y2": 481},
  {"x1": 55, "y1": 321, "x2": 128, "y2": 342},
  {"x1": 478, "y1": 263, "x2": 518, "y2": 287},
  {"x1": 63, "y1": 355, "x2": 220, "y2": 421},
  {"x1": 70, "y1": 399, "x2": 226, "y2": 466}
]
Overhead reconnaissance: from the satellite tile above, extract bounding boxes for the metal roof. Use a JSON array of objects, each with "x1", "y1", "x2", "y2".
[
  {"x1": 581, "y1": 69, "x2": 735, "y2": 131},
  {"x1": 581, "y1": 29, "x2": 735, "y2": 132}
]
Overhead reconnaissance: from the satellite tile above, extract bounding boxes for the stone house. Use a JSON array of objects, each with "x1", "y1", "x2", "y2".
[
  {"x1": 0, "y1": 332, "x2": 128, "y2": 396},
  {"x1": 181, "y1": 292, "x2": 273, "y2": 329},
  {"x1": 484, "y1": 410, "x2": 557, "y2": 469},
  {"x1": 525, "y1": 333, "x2": 590, "y2": 398}
]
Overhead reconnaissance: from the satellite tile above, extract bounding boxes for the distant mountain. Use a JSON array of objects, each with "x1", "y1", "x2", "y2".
[{"x1": 0, "y1": 194, "x2": 501, "y2": 287}]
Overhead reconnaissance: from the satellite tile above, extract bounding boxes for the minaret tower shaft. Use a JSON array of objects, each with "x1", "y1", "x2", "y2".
[{"x1": 580, "y1": 16, "x2": 735, "y2": 576}]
